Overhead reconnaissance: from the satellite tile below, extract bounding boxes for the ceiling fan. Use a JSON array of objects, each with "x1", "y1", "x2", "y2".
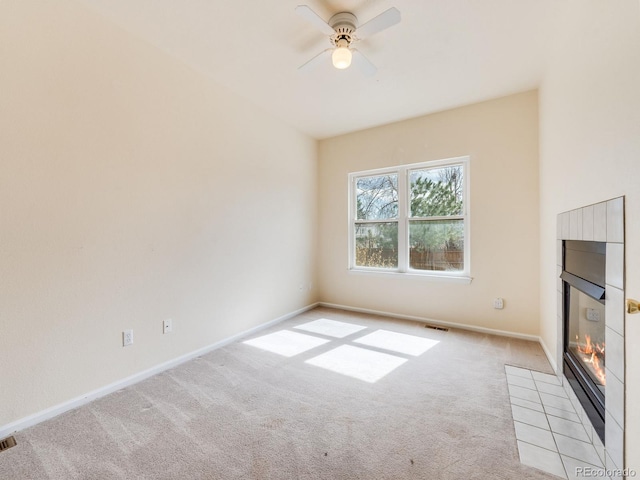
[{"x1": 295, "y1": 5, "x2": 401, "y2": 76}]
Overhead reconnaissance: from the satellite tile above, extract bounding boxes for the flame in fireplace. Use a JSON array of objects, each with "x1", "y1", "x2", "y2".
[{"x1": 576, "y1": 334, "x2": 606, "y2": 386}]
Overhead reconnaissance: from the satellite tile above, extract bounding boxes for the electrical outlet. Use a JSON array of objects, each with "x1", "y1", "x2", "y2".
[
  {"x1": 586, "y1": 308, "x2": 600, "y2": 322},
  {"x1": 163, "y1": 319, "x2": 173, "y2": 334},
  {"x1": 493, "y1": 298, "x2": 504, "y2": 310},
  {"x1": 123, "y1": 329, "x2": 133, "y2": 347}
]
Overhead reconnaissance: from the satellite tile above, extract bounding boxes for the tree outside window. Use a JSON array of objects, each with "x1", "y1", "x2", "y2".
[
  {"x1": 355, "y1": 174, "x2": 398, "y2": 268},
  {"x1": 409, "y1": 165, "x2": 464, "y2": 271}
]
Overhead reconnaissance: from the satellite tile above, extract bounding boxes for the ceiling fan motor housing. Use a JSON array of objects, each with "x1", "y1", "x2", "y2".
[{"x1": 329, "y1": 12, "x2": 357, "y2": 46}]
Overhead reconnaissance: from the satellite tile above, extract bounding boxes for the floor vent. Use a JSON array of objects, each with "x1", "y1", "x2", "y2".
[
  {"x1": 0, "y1": 436, "x2": 17, "y2": 453},
  {"x1": 424, "y1": 325, "x2": 449, "y2": 332}
]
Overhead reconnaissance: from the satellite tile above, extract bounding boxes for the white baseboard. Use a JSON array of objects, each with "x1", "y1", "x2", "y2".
[
  {"x1": 538, "y1": 335, "x2": 558, "y2": 373},
  {"x1": 0, "y1": 302, "x2": 319, "y2": 438},
  {"x1": 318, "y1": 302, "x2": 541, "y2": 342}
]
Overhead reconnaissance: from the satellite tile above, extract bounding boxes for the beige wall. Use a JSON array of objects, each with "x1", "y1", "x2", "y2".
[
  {"x1": 318, "y1": 91, "x2": 540, "y2": 335},
  {"x1": 0, "y1": 0, "x2": 317, "y2": 427},
  {"x1": 539, "y1": 0, "x2": 640, "y2": 468}
]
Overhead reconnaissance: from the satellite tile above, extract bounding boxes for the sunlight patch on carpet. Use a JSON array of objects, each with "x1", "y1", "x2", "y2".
[
  {"x1": 305, "y1": 345, "x2": 407, "y2": 383},
  {"x1": 353, "y1": 330, "x2": 439, "y2": 356},
  {"x1": 294, "y1": 318, "x2": 367, "y2": 338},
  {"x1": 243, "y1": 330, "x2": 329, "y2": 357}
]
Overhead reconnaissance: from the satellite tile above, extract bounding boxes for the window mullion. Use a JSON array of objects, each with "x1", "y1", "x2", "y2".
[
  {"x1": 410, "y1": 215, "x2": 465, "y2": 222},
  {"x1": 355, "y1": 219, "x2": 399, "y2": 225},
  {"x1": 397, "y1": 167, "x2": 408, "y2": 272}
]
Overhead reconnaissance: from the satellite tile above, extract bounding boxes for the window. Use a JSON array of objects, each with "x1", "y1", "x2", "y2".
[{"x1": 349, "y1": 157, "x2": 470, "y2": 280}]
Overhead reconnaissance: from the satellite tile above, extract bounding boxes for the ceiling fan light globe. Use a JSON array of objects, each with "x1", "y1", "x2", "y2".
[{"x1": 332, "y1": 47, "x2": 352, "y2": 69}]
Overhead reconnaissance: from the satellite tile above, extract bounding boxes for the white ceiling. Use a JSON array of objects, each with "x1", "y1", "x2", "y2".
[{"x1": 81, "y1": 0, "x2": 554, "y2": 139}]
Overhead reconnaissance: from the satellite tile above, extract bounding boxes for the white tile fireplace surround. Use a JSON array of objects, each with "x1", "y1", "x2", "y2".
[{"x1": 556, "y1": 197, "x2": 625, "y2": 478}]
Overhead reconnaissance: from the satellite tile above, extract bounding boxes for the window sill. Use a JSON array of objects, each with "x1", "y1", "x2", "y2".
[{"x1": 347, "y1": 268, "x2": 473, "y2": 284}]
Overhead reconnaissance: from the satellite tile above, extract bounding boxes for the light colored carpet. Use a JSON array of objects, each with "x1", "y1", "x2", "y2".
[{"x1": 0, "y1": 307, "x2": 558, "y2": 479}]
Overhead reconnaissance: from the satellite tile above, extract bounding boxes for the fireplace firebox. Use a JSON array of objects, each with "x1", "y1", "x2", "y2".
[{"x1": 561, "y1": 240, "x2": 606, "y2": 443}]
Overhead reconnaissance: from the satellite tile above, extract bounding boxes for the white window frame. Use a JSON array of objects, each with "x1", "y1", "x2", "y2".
[{"x1": 348, "y1": 156, "x2": 471, "y2": 283}]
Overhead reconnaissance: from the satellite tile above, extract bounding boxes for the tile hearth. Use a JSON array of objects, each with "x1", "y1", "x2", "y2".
[{"x1": 506, "y1": 365, "x2": 608, "y2": 480}]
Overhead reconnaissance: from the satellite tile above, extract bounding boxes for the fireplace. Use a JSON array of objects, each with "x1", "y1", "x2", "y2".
[
  {"x1": 561, "y1": 240, "x2": 606, "y2": 443},
  {"x1": 556, "y1": 198, "x2": 625, "y2": 472}
]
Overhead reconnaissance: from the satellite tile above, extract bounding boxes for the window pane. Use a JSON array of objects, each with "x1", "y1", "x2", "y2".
[
  {"x1": 355, "y1": 223, "x2": 398, "y2": 268},
  {"x1": 409, "y1": 220, "x2": 464, "y2": 271},
  {"x1": 356, "y1": 174, "x2": 398, "y2": 220},
  {"x1": 410, "y1": 165, "x2": 463, "y2": 217}
]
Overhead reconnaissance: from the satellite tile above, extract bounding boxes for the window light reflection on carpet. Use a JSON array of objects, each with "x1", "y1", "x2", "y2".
[
  {"x1": 243, "y1": 330, "x2": 329, "y2": 357},
  {"x1": 294, "y1": 318, "x2": 367, "y2": 338},
  {"x1": 354, "y1": 329, "x2": 439, "y2": 356},
  {"x1": 305, "y1": 345, "x2": 407, "y2": 383}
]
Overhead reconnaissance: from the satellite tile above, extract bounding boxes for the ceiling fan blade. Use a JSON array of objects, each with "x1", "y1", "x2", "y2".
[
  {"x1": 295, "y1": 5, "x2": 335, "y2": 36},
  {"x1": 352, "y1": 49, "x2": 377, "y2": 77},
  {"x1": 356, "y1": 7, "x2": 401, "y2": 39},
  {"x1": 298, "y1": 48, "x2": 333, "y2": 72}
]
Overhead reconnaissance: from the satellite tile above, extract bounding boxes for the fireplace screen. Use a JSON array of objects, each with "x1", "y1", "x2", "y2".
[{"x1": 565, "y1": 285, "x2": 606, "y2": 392}]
